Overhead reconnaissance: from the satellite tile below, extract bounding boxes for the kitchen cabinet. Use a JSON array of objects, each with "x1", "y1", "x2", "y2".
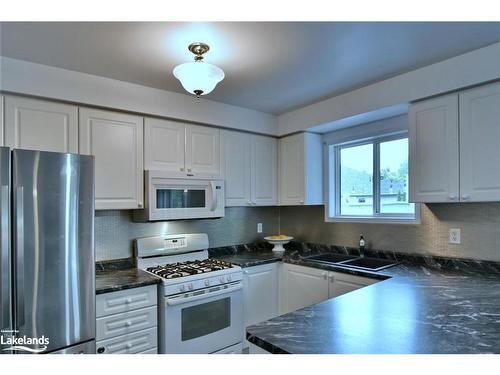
[
  {"x1": 0, "y1": 95, "x2": 3, "y2": 146},
  {"x1": 144, "y1": 118, "x2": 220, "y2": 178},
  {"x1": 409, "y1": 82, "x2": 500, "y2": 203},
  {"x1": 3, "y1": 95, "x2": 78, "y2": 153},
  {"x1": 328, "y1": 271, "x2": 378, "y2": 298},
  {"x1": 79, "y1": 108, "x2": 144, "y2": 210},
  {"x1": 243, "y1": 263, "x2": 279, "y2": 336},
  {"x1": 281, "y1": 264, "x2": 378, "y2": 314},
  {"x1": 409, "y1": 94, "x2": 459, "y2": 203},
  {"x1": 459, "y1": 82, "x2": 500, "y2": 201},
  {"x1": 251, "y1": 135, "x2": 278, "y2": 205},
  {"x1": 96, "y1": 285, "x2": 158, "y2": 354},
  {"x1": 221, "y1": 130, "x2": 278, "y2": 206},
  {"x1": 281, "y1": 263, "x2": 329, "y2": 314},
  {"x1": 279, "y1": 132, "x2": 323, "y2": 206},
  {"x1": 144, "y1": 118, "x2": 185, "y2": 173}
]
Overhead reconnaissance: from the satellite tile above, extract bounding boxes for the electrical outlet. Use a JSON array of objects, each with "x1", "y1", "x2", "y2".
[
  {"x1": 449, "y1": 228, "x2": 461, "y2": 244},
  {"x1": 257, "y1": 223, "x2": 263, "y2": 233}
]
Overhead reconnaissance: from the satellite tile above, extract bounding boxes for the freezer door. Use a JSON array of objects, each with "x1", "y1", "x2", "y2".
[
  {"x1": 0, "y1": 147, "x2": 12, "y2": 353},
  {"x1": 12, "y1": 149, "x2": 95, "y2": 353}
]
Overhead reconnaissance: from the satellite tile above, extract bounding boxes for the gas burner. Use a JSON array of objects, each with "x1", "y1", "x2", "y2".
[{"x1": 147, "y1": 259, "x2": 235, "y2": 279}]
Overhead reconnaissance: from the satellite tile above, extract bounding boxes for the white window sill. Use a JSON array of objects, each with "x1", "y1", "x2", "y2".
[{"x1": 325, "y1": 216, "x2": 421, "y2": 225}]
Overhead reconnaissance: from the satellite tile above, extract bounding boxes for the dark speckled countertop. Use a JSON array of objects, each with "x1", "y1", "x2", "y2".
[
  {"x1": 211, "y1": 242, "x2": 500, "y2": 354},
  {"x1": 95, "y1": 258, "x2": 161, "y2": 295}
]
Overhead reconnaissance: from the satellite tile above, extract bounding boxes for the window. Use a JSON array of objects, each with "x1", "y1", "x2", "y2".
[{"x1": 328, "y1": 134, "x2": 418, "y2": 223}]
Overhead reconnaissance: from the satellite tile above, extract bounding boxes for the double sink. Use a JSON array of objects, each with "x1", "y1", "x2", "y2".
[{"x1": 305, "y1": 253, "x2": 398, "y2": 272}]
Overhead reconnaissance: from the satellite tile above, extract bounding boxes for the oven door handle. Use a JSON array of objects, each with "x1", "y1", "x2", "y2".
[{"x1": 166, "y1": 283, "x2": 242, "y2": 306}]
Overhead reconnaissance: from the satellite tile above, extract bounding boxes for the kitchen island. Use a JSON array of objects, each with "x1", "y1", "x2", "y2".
[{"x1": 244, "y1": 250, "x2": 500, "y2": 354}]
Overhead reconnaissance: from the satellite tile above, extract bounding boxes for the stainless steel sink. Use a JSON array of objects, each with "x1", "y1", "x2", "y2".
[
  {"x1": 339, "y1": 257, "x2": 398, "y2": 271},
  {"x1": 306, "y1": 253, "x2": 359, "y2": 263}
]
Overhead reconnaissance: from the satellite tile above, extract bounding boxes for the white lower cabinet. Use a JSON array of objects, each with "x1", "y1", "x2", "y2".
[
  {"x1": 242, "y1": 263, "x2": 279, "y2": 347},
  {"x1": 281, "y1": 264, "x2": 378, "y2": 314},
  {"x1": 96, "y1": 285, "x2": 158, "y2": 354}
]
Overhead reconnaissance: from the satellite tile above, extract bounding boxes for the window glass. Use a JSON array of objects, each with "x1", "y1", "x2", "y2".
[
  {"x1": 156, "y1": 188, "x2": 206, "y2": 209},
  {"x1": 379, "y1": 138, "x2": 415, "y2": 214},
  {"x1": 339, "y1": 143, "x2": 373, "y2": 216},
  {"x1": 181, "y1": 297, "x2": 230, "y2": 341}
]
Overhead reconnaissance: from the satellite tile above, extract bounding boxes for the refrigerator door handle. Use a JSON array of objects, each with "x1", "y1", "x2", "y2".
[
  {"x1": 1, "y1": 185, "x2": 10, "y2": 326},
  {"x1": 15, "y1": 186, "x2": 25, "y2": 328}
]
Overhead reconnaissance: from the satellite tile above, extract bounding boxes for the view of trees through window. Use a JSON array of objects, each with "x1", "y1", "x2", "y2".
[{"x1": 338, "y1": 137, "x2": 414, "y2": 217}]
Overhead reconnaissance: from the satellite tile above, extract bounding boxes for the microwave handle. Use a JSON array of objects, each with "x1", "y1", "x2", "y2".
[{"x1": 209, "y1": 181, "x2": 217, "y2": 211}]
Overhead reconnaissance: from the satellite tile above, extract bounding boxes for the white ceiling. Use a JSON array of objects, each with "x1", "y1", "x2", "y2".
[{"x1": 1, "y1": 22, "x2": 500, "y2": 115}]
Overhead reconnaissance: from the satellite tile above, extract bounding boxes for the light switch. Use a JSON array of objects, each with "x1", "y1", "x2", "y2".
[{"x1": 257, "y1": 223, "x2": 263, "y2": 233}]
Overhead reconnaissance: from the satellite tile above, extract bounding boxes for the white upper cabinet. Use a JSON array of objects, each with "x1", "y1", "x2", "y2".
[
  {"x1": 0, "y1": 96, "x2": 4, "y2": 146},
  {"x1": 4, "y1": 96, "x2": 78, "y2": 153},
  {"x1": 144, "y1": 118, "x2": 185, "y2": 173},
  {"x1": 251, "y1": 135, "x2": 278, "y2": 206},
  {"x1": 279, "y1": 132, "x2": 323, "y2": 206},
  {"x1": 79, "y1": 108, "x2": 144, "y2": 210},
  {"x1": 221, "y1": 130, "x2": 278, "y2": 207},
  {"x1": 185, "y1": 124, "x2": 220, "y2": 178},
  {"x1": 409, "y1": 94, "x2": 459, "y2": 203},
  {"x1": 459, "y1": 82, "x2": 500, "y2": 202},
  {"x1": 144, "y1": 119, "x2": 220, "y2": 178},
  {"x1": 221, "y1": 130, "x2": 251, "y2": 206}
]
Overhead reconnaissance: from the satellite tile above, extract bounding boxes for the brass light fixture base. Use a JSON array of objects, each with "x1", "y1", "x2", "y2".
[{"x1": 188, "y1": 42, "x2": 210, "y2": 61}]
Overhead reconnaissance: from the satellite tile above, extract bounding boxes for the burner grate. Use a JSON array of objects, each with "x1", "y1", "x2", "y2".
[{"x1": 147, "y1": 259, "x2": 235, "y2": 279}]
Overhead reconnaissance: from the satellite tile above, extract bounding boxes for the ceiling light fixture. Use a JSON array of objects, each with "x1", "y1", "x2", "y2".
[{"x1": 173, "y1": 42, "x2": 225, "y2": 98}]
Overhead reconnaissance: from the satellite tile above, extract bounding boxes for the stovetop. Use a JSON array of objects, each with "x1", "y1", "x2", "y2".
[{"x1": 147, "y1": 259, "x2": 237, "y2": 279}]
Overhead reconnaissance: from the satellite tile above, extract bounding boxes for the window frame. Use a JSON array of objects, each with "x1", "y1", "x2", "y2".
[{"x1": 326, "y1": 131, "x2": 420, "y2": 224}]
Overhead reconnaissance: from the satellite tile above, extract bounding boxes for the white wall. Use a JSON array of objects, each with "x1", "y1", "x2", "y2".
[
  {"x1": 0, "y1": 56, "x2": 278, "y2": 135},
  {"x1": 278, "y1": 42, "x2": 500, "y2": 135}
]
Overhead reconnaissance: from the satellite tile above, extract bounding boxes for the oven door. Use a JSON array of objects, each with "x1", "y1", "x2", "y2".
[
  {"x1": 163, "y1": 282, "x2": 243, "y2": 354},
  {"x1": 148, "y1": 177, "x2": 224, "y2": 221}
]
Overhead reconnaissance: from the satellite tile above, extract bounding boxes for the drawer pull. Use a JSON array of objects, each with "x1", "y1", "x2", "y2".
[
  {"x1": 97, "y1": 347, "x2": 105, "y2": 354},
  {"x1": 125, "y1": 321, "x2": 132, "y2": 327},
  {"x1": 126, "y1": 298, "x2": 132, "y2": 304},
  {"x1": 126, "y1": 343, "x2": 133, "y2": 349}
]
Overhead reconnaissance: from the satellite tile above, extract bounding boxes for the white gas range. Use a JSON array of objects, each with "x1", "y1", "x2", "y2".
[{"x1": 135, "y1": 233, "x2": 243, "y2": 354}]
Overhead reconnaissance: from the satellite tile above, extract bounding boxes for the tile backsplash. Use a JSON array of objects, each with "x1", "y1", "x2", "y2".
[
  {"x1": 95, "y1": 207, "x2": 279, "y2": 261},
  {"x1": 280, "y1": 204, "x2": 500, "y2": 262},
  {"x1": 96, "y1": 203, "x2": 500, "y2": 262}
]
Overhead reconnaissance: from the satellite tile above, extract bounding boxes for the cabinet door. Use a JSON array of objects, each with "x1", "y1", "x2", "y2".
[
  {"x1": 185, "y1": 124, "x2": 220, "y2": 178},
  {"x1": 144, "y1": 118, "x2": 185, "y2": 173},
  {"x1": 4, "y1": 96, "x2": 78, "y2": 153},
  {"x1": 243, "y1": 263, "x2": 279, "y2": 327},
  {"x1": 251, "y1": 135, "x2": 278, "y2": 206},
  {"x1": 409, "y1": 94, "x2": 459, "y2": 203},
  {"x1": 279, "y1": 133, "x2": 304, "y2": 205},
  {"x1": 460, "y1": 82, "x2": 500, "y2": 202},
  {"x1": 0, "y1": 95, "x2": 3, "y2": 146},
  {"x1": 221, "y1": 130, "x2": 251, "y2": 206},
  {"x1": 328, "y1": 272, "x2": 378, "y2": 299},
  {"x1": 281, "y1": 264, "x2": 329, "y2": 314},
  {"x1": 79, "y1": 108, "x2": 144, "y2": 210}
]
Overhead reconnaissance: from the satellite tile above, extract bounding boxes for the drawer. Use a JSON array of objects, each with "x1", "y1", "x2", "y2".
[
  {"x1": 96, "y1": 306, "x2": 157, "y2": 341},
  {"x1": 96, "y1": 327, "x2": 157, "y2": 354},
  {"x1": 139, "y1": 347, "x2": 158, "y2": 354},
  {"x1": 96, "y1": 285, "x2": 157, "y2": 317}
]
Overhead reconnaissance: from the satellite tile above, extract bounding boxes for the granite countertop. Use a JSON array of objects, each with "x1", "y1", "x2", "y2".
[
  {"x1": 95, "y1": 259, "x2": 161, "y2": 295},
  {"x1": 244, "y1": 249, "x2": 500, "y2": 354}
]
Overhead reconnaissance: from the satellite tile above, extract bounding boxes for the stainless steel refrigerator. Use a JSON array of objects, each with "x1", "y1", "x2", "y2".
[{"x1": 0, "y1": 147, "x2": 95, "y2": 354}]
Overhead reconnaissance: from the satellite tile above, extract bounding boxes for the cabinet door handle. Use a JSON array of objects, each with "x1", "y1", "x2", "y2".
[
  {"x1": 321, "y1": 272, "x2": 327, "y2": 279},
  {"x1": 187, "y1": 168, "x2": 192, "y2": 172},
  {"x1": 461, "y1": 194, "x2": 470, "y2": 201},
  {"x1": 299, "y1": 200, "x2": 304, "y2": 204},
  {"x1": 329, "y1": 275, "x2": 335, "y2": 283},
  {"x1": 448, "y1": 194, "x2": 456, "y2": 201},
  {"x1": 247, "y1": 201, "x2": 252, "y2": 205},
  {"x1": 180, "y1": 167, "x2": 184, "y2": 172}
]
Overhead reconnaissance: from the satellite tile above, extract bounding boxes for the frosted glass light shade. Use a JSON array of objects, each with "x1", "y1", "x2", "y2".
[{"x1": 173, "y1": 61, "x2": 225, "y2": 96}]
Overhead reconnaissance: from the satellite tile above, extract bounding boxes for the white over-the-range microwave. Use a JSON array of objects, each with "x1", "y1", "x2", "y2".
[{"x1": 133, "y1": 170, "x2": 225, "y2": 221}]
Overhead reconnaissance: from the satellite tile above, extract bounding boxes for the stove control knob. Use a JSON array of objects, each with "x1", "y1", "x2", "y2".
[
  {"x1": 204, "y1": 280, "x2": 210, "y2": 287},
  {"x1": 188, "y1": 283, "x2": 194, "y2": 291},
  {"x1": 179, "y1": 285, "x2": 186, "y2": 292}
]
